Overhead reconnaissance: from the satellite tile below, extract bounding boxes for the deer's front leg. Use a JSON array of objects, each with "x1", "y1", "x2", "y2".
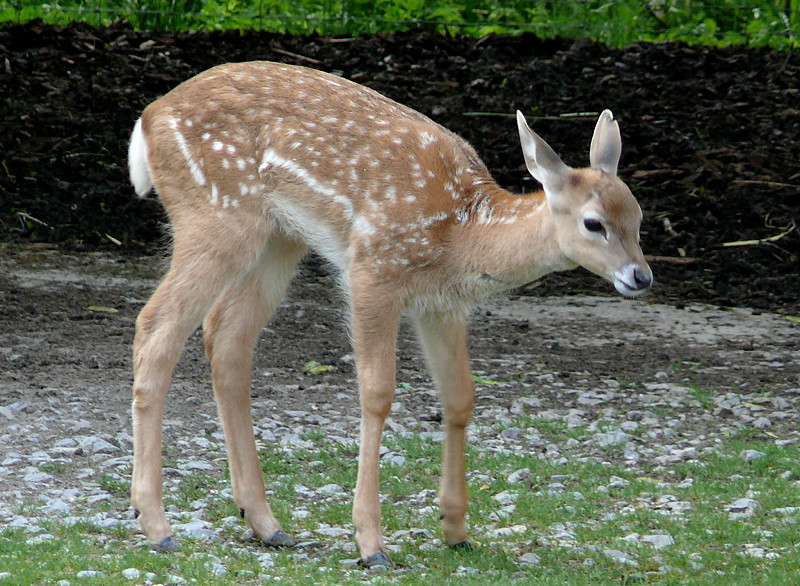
[
  {"x1": 414, "y1": 311, "x2": 475, "y2": 548},
  {"x1": 350, "y1": 291, "x2": 401, "y2": 567}
]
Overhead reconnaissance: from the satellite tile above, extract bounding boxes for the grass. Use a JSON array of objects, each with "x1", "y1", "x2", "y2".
[
  {"x1": 0, "y1": 0, "x2": 799, "y2": 48},
  {"x1": 1, "y1": 418, "x2": 798, "y2": 584}
]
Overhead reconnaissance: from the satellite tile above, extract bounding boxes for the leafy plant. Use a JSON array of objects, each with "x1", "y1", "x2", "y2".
[{"x1": 2, "y1": 0, "x2": 798, "y2": 48}]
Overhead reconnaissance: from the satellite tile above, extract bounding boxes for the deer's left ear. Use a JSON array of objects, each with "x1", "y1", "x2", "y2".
[
  {"x1": 589, "y1": 109, "x2": 621, "y2": 176},
  {"x1": 516, "y1": 110, "x2": 570, "y2": 200}
]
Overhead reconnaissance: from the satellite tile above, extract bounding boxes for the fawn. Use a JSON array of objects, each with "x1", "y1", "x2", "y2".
[{"x1": 128, "y1": 61, "x2": 651, "y2": 567}]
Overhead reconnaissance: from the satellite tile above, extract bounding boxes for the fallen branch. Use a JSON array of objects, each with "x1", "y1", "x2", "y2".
[
  {"x1": 16, "y1": 211, "x2": 51, "y2": 229},
  {"x1": 721, "y1": 222, "x2": 795, "y2": 248},
  {"x1": 732, "y1": 179, "x2": 799, "y2": 189},
  {"x1": 645, "y1": 255, "x2": 700, "y2": 264},
  {"x1": 271, "y1": 48, "x2": 322, "y2": 64},
  {"x1": 463, "y1": 111, "x2": 598, "y2": 120}
]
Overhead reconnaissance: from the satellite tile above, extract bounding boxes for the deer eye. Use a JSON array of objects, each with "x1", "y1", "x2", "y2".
[{"x1": 584, "y1": 218, "x2": 606, "y2": 235}]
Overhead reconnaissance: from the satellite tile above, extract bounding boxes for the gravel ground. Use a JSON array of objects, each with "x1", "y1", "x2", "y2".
[{"x1": 1, "y1": 246, "x2": 798, "y2": 579}]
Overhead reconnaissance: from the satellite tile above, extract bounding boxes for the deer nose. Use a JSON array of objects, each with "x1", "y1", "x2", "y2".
[{"x1": 633, "y1": 267, "x2": 652, "y2": 290}]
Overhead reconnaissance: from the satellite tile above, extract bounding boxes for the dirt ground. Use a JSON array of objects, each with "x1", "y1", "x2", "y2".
[
  {"x1": 1, "y1": 245, "x2": 798, "y2": 503},
  {"x1": 0, "y1": 23, "x2": 798, "y2": 525}
]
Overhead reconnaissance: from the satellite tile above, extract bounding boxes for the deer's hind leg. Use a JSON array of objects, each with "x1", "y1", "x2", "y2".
[
  {"x1": 203, "y1": 233, "x2": 307, "y2": 546},
  {"x1": 131, "y1": 206, "x2": 273, "y2": 551}
]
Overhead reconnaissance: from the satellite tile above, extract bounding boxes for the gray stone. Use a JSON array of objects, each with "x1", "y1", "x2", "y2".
[
  {"x1": 642, "y1": 534, "x2": 674, "y2": 549},
  {"x1": 493, "y1": 490, "x2": 517, "y2": 505},
  {"x1": 603, "y1": 549, "x2": 638, "y2": 566},
  {"x1": 517, "y1": 553, "x2": 541, "y2": 566},
  {"x1": 507, "y1": 468, "x2": 530, "y2": 484},
  {"x1": 740, "y1": 450, "x2": 767, "y2": 463},
  {"x1": 500, "y1": 427, "x2": 523, "y2": 439},
  {"x1": 121, "y1": 568, "x2": 140, "y2": 580},
  {"x1": 23, "y1": 468, "x2": 53, "y2": 484},
  {"x1": 594, "y1": 429, "x2": 630, "y2": 447},
  {"x1": 209, "y1": 562, "x2": 227, "y2": 577},
  {"x1": 179, "y1": 460, "x2": 215, "y2": 471},
  {"x1": 316, "y1": 526, "x2": 351, "y2": 538},
  {"x1": 753, "y1": 417, "x2": 772, "y2": 429},
  {"x1": 608, "y1": 475, "x2": 630, "y2": 489},
  {"x1": 78, "y1": 436, "x2": 118, "y2": 454},
  {"x1": 41, "y1": 498, "x2": 70, "y2": 515},
  {"x1": 727, "y1": 497, "x2": 758, "y2": 512}
]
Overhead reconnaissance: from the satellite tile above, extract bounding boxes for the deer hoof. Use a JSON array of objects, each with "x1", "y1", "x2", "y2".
[
  {"x1": 449, "y1": 540, "x2": 474, "y2": 552},
  {"x1": 263, "y1": 529, "x2": 297, "y2": 548},
  {"x1": 359, "y1": 551, "x2": 394, "y2": 569},
  {"x1": 150, "y1": 536, "x2": 177, "y2": 553}
]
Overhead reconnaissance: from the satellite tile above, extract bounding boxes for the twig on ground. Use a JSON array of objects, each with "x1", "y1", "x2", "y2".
[
  {"x1": 16, "y1": 211, "x2": 51, "y2": 229},
  {"x1": 645, "y1": 255, "x2": 700, "y2": 264},
  {"x1": 463, "y1": 111, "x2": 598, "y2": 120},
  {"x1": 721, "y1": 222, "x2": 795, "y2": 248},
  {"x1": 271, "y1": 48, "x2": 323, "y2": 64},
  {"x1": 732, "y1": 179, "x2": 798, "y2": 189}
]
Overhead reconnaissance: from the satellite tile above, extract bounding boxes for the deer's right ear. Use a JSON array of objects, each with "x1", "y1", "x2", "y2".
[
  {"x1": 516, "y1": 111, "x2": 570, "y2": 204},
  {"x1": 589, "y1": 109, "x2": 621, "y2": 176}
]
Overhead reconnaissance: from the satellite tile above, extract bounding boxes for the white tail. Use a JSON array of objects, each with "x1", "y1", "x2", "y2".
[{"x1": 129, "y1": 61, "x2": 651, "y2": 566}]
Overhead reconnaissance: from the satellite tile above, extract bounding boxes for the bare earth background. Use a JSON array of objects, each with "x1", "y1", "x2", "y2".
[{"x1": 0, "y1": 246, "x2": 798, "y2": 519}]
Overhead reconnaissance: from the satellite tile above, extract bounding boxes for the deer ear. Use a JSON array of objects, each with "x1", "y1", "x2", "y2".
[
  {"x1": 516, "y1": 111, "x2": 569, "y2": 201},
  {"x1": 589, "y1": 109, "x2": 621, "y2": 176}
]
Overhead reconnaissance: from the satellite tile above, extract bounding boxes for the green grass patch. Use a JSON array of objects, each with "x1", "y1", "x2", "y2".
[{"x1": 1, "y1": 431, "x2": 798, "y2": 583}]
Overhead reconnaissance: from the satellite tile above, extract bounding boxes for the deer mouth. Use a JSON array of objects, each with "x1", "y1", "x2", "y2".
[{"x1": 613, "y1": 265, "x2": 652, "y2": 296}]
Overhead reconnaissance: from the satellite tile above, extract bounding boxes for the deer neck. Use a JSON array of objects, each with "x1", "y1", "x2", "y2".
[{"x1": 450, "y1": 182, "x2": 575, "y2": 292}]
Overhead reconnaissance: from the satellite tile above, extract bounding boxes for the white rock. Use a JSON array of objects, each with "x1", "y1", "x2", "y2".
[
  {"x1": 517, "y1": 553, "x2": 541, "y2": 566},
  {"x1": 316, "y1": 526, "x2": 351, "y2": 538},
  {"x1": 753, "y1": 417, "x2": 772, "y2": 429},
  {"x1": 501, "y1": 427, "x2": 523, "y2": 439},
  {"x1": 727, "y1": 497, "x2": 758, "y2": 520},
  {"x1": 78, "y1": 436, "x2": 118, "y2": 453},
  {"x1": 76, "y1": 570, "x2": 104, "y2": 578},
  {"x1": 727, "y1": 498, "x2": 758, "y2": 512},
  {"x1": 179, "y1": 460, "x2": 214, "y2": 471},
  {"x1": 507, "y1": 468, "x2": 530, "y2": 484},
  {"x1": 209, "y1": 562, "x2": 227, "y2": 576},
  {"x1": 23, "y1": 468, "x2": 53, "y2": 484},
  {"x1": 280, "y1": 434, "x2": 314, "y2": 449},
  {"x1": 603, "y1": 549, "x2": 638, "y2": 566},
  {"x1": 608, "y1": 475, "x2": 630, "y2": 489},
  {"x1": 26, "y1": 533, "x2": 55, "y2": 545},
  {"x1": 256, "y1": 552, "x2": 275, "y2": 568},
  {"x1": 774, "y1": 507, "x2": 800, "y2": 515},
  {"x1": 121, "y1": 568, "x2": 140, "y2": 580},
  {"x1": 642, "y1": 534, "x2": 675, "y2": 549},
  {"x1": 486, "y1": 524, "x2": 527, "y2": 537},
  {"x1": 41, "y1": 498, "x2": 71, "y2": 515},
  {"x1": 672, "y1": 447, "x2": 698, "y2": 461},
  {"x1": 740, "y1": 450, "x2": 767, "y2": 463},
  {"x1": 493, "y1": 490, "x2": 517, "y2": 505},
  {"x1": 594, "y1": 429, "x2": 630, "y2": 447}
]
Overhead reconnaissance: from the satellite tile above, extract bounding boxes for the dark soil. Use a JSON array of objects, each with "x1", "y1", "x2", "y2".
[{"x1": 1, "y1": 21, "x2": 798, "y2": 312}]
